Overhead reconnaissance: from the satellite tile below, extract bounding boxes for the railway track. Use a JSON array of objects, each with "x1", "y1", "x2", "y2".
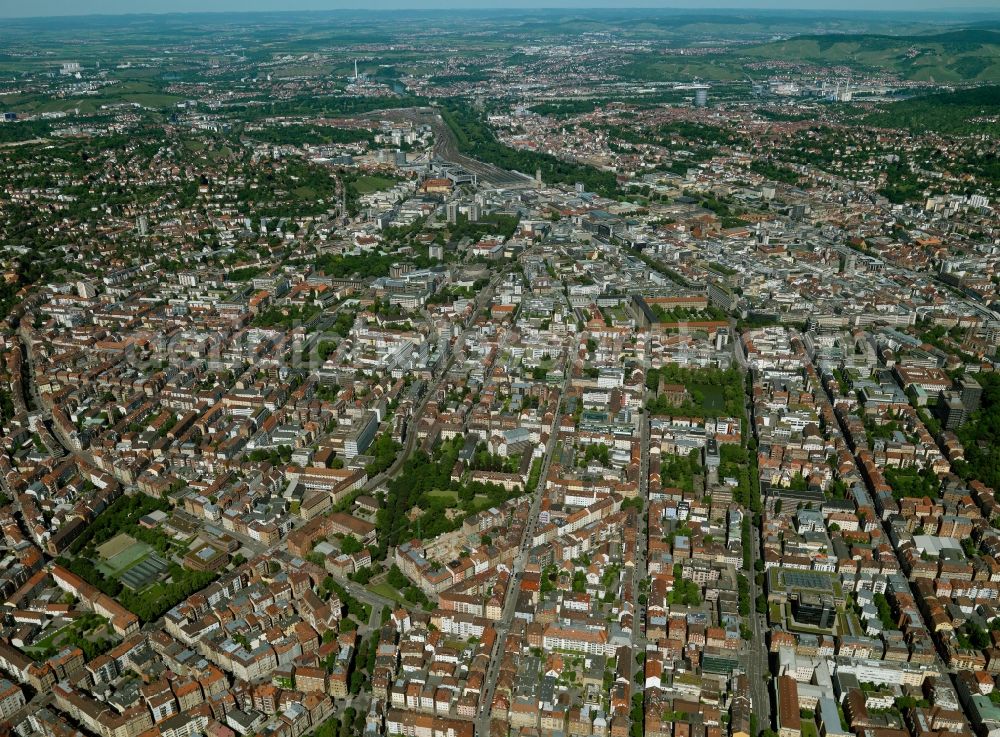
[{"x1": 364, "y1": 106, "x2": 535, "y2": 189}]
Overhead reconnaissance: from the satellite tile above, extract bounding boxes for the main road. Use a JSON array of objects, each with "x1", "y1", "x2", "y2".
[
  {"x1": 17, "y1": 327, "x2": 99, "y2": 469},
  {"x1": 475, "y1": 367, "x2": 571, "y2": 737},
  {"x1": 733, "y1": 325, "x2": 773, "y2": 731},
  {"x1": 629, "y1": 338, "x2": 652, "y2": 694},
  {"x1": 362, "y1": 266, "x2": 509, "y2": 492}
]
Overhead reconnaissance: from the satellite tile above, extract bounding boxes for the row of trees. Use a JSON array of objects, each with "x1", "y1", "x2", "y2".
[
  {"x1": 68, "y1": 493, "x2": 170, "y2": 555},
  {"x1": 737, "y1": 573, "x2": 751, "y2": 616},
  {"x1": 649, "y1": 303, "x2": 728, "y2": 323},
  {"x1": 720, "y1": 444, "x2": 754, "y2": 508},
  {"x1": 120, "y1": 566, "x2": 217, "y2": 623}
]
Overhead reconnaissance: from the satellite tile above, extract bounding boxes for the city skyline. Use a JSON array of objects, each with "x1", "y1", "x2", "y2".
[{"x1": 2, "y1": 0, "x2": 1000, "y2": 19}]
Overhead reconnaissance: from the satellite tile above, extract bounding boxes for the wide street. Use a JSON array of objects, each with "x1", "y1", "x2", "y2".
[
  {"x1": 735, "y1": 331, "x2": 772, "y2": 731},
  {"x1": 474, "y1": 366, "x2": 570, "y2": 736}
]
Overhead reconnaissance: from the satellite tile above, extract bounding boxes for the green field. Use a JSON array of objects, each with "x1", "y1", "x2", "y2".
[
  {"x1": 95, "y1": 533, "x2": 153, "y2": 577},
  {"x1": 95, "y1": 532, "x2": 136, "y2": 559},
  {"x1": 352, "y1": 175, "x2": 398, "y2": 194},
  {"x1": 692, "y1": 384, "x2": 726, "y2": 413},
  {"x1": 207, "y1": 146, "x2": 234, "y2": 161},
  {"x1": 371, "y1": 582, "x2": 407, "y2": 604},
  {"x1": 271, "y1": 62, "x2": 338, "y2": 78},
  {"x1": 3, "y1": 81, "x2": 183, "y2": 113}
]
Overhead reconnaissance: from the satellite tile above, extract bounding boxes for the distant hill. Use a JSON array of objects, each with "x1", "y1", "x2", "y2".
[
  {"x1": 741, "y1": 29, "x2": 1000, "y2": 82},
  {"x1": 617, "y1": 28, "x2": 1000, "y2": 83}
]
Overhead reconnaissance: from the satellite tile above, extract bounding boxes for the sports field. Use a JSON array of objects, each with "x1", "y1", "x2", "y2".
[{"x1": 95, "y1": 533, "x2": 153, "y2": 577}]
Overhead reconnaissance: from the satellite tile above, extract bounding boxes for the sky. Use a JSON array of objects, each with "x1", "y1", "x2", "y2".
[{"x1": 1, "y1": 0, "x2": 999, "y2": 18}]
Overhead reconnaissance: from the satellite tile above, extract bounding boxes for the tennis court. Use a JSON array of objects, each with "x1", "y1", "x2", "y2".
[{"x1": 120, "y1": 554, "x2": 169, "y2": 590}]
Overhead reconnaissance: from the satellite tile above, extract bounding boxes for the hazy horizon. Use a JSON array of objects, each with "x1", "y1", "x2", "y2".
[{"x1": 3, "y1": 0, "x2": 1000, "y2": 20}]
